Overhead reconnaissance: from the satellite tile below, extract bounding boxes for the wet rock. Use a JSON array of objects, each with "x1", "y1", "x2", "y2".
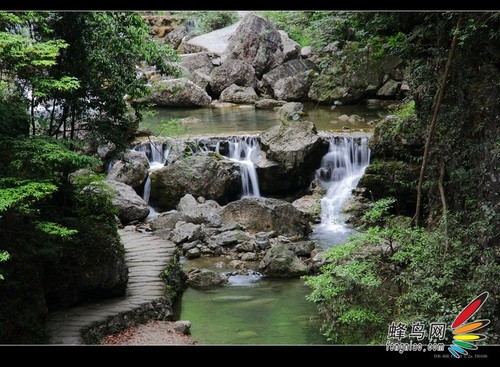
[
  {"x1": 258, "y1": 120, "x2": 328, "y2": 194},
  {"x1": 240, "y1": 252, "x2": 258, "y2": 261},
  {"x1": 177, "y1": 194, "x2": 223, "y2": 226},
  {"x1": 255, "y1": 98, "x2": 286, "y2": 109},
  {"x1": 229, "y1": 260, "x2": 247, "y2": 270},
  {"x1": 284, "y1": 241, "x2": 315, "y2": 257},
  {"x1": 209, "y1": 59, "x2": 256, "y2": 95},
  {"x1": 137, "y1": 78, "x2": 211, "y2": 107},
  {"x1": 185, "y1": 247, "x2": 202, "y2": 259},
  {"x1": 210, "y1": 229, "x2": 247, "y2": 247},
  {"x1": 254, "y1": 232, "x2": 273, "y2": 250},
  {"x1": 150, "y1": 154, "x2": 240, "y2": 211},
  {"x1": 258, "y1": 244, "x2": 309, "y2": 277},
  {"x1": 292, "y1": 195, "x2": 321, "y2": 222},
  {"x1": 235, "y1": 242, "x2": 256, "y2": 253},
  {"x1": 211, "y1": 100, "x2": 237, "y2": 108},
  {"x1": 172, "y1": 320, "x2": 192, "y2": 335},
  {"x1": 220, "y1": 84, "x2": 258, "y2": 104},
  {"x1": 274, "y1": 102, "x2": 304, "y2": 121},
  {"x1": 220, "y1": 197, "x2": 311, "y2": 237},
  {"x1": 170, "y1": 222, "x2": 204, "y2": 245},
  {"x1": 187, "y1": 268, "x2": 228, "y2": 288}
]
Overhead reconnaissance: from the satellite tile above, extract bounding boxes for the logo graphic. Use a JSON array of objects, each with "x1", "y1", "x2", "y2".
[{"x1": 448, "y1": 291, "x2": 490, "y2": 358}]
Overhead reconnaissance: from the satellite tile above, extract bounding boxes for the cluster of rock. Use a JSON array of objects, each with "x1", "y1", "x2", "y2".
[
  {"x1": 145, "y1": 194, "x2": 321, "y2": 285},
  {"x1": 137, "y1": 13, "x2": 408, "y2": 108},
  {"x1": 91, "y1": 119, "x2": 377, "y2": 284}
]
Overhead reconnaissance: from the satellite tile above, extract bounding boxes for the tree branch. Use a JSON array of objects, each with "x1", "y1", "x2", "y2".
[{"x1": 413, "y1": 13, "x2": 463, "y2": 227}]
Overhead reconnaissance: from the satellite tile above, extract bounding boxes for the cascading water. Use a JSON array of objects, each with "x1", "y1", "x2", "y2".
[
  {"x1": 134, "y1": 141, "x2": 169, "y2": 170},
  {"x1": 215, "y1": 136, "x2": 261, "y2": 198},
  {"x1": 133, "y1": 141, "x2": 170, "y2": 220},
  {"x1": 312, "y1": 136, "x2": 371, "y2": 247},
  {"x1": 227, "y1": 137, "x2": 260, "y2": 198}
]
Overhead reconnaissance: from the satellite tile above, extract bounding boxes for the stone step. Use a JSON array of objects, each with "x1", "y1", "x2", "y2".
[{"x1": 45, "y1": 228, "x2": 175, "y2": 344}]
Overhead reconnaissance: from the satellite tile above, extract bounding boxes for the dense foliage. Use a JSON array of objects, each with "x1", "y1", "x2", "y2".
[
  {"x1": 302, "y1": 12, "x2": 500, "y2": 344},
  {"x1": 0, "y1": 11, "x2": 178, "y2": 342}
]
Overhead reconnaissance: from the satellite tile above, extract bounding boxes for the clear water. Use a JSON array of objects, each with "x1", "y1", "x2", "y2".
[
  {"x1": 164, "y1": 106, "x2": 378, "y2": 345},
  {"x1": 177, "y1": 257, "x2": 327, "y2": 345},
  {"x1": 140, "y1": 102, "x2": 385, "y2": 137}
]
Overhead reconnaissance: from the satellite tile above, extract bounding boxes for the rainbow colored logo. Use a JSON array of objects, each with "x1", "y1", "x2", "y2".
[{"x1": 448, "y1": 291, "x2": 489, "y2": 358}]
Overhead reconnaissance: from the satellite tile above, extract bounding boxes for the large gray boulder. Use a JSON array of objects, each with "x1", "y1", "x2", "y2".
[
  {"x1": 105, "y1": 180, "x2": 150, "y2": 224},
  {"x1": 164, "y1": 24, "x2": 194, "y2": 49},
  {"x1": 274, "y1": 102, "x2": 304, "y2": 121},
  {"x1": 170, "y1": 222, "x2": 205, "y2": 245},
  {"x1": 257, "y1": 120, "x2": 328, "y2": 194},
  {"x1": 138, "y1": 78, "x2": 211, "y2": 107},
  {"x1": 177, "y1": 194, "x2": 222, "y2": 226},
  {"x1": 279, "y1": 30, "x2": 301, "y2": 62},
  {"x1": 223, "y1": 14, "x2": 284, "y2": 77},
  {"x1": 106, "y1": 150, "x2": 149, "y2": 189},
  {"x1": 150, "y1": 154, "x2": 240, "y2": 211},
  {"x1": 209, "y1": 59, "x2": 256, "y2": 95},
  {"x1": 261, "y1": 59, "x2": 317, "y2": 101},
  {"x1": 209, "y1": 229, "x2": 247, "y2": 247},
  {"x1": 258, "y1": 244, "x2": 309, "y2": 277},
  {"x1": 179, "y1": 52, "x2": 213, "y2": 74},
  {"x1": 220, "y1": 84, "x2": 258, "y2": 104},
  {"x1": 150, "y1": 211, "x2": 185, "y2": 231},
  {"x1": 255, "y1": 98, "x2": 286, "y2": 109},
  {"x1": 220, "y1": 197, "x2": 311, "y2": 237},
  {"x1": 307, "y1": 52, "x2": 404, "y2": 104},
  {"x1": 187, "y1": 268, "x2": 228, "y2": 289}
]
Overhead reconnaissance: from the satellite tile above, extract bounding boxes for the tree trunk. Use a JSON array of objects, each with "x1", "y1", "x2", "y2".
[
  {"x1": 413, "y1": 13, "x2": 463, "y2": 227},
  {"x1": 30, "y1": 88, "x2": 36, "y2": 136},
  {"x1": 438, "y1": 158, "x2": 449, "y2": 252}
]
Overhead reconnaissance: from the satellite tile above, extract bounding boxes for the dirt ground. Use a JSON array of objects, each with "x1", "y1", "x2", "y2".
[{"x1": 100, "y1": 320, "x2": 197, "y2": 345}]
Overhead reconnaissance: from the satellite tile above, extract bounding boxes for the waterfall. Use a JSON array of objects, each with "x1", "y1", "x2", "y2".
[
  {"x1": 134, "y1": 141, "x2": 169, "y2": 171},
  {"x1": 218, "y1": 136, "x2": 261, "y2": 198},
  {"x1": 316, "y1": 136, "x2": 371, "y2": 227},
  {"x1": 132, "y1": 141, "x2": 171, "y2": 220},
  {"x1": 143, "y1": 175, "x2": 151, "y2": 203}
]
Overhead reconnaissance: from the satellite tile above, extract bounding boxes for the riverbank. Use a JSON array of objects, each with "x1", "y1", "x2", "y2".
[{"x1": 100, "y1": 320, "x2": 196, "y2": 345}]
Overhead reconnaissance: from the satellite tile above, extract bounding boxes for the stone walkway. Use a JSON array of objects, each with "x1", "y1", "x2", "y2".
[{"x1": 45, "y1": 226, "x2": 177, "y2": 344}]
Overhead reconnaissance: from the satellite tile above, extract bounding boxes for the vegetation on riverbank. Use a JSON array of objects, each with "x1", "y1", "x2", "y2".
[
  {"x1": 1, "y1": 10, "x2": 498, "y2": 346},
  {"x1": 0, "y1": 12, "x2": 178, "y2": 342},
  {"x1": 301, "y1": 12, "x2": 500, "y2": 343}
]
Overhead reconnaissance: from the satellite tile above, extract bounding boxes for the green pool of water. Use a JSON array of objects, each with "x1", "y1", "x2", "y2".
[
  {"x1": 176, "y1": 273, "x2": 327, "y2": 345},
  {"x1": 140, "y1": 102, "x2": 386, "y2": 137}
]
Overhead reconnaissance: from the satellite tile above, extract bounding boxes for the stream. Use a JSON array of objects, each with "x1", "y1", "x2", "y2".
[
  {"x1": 139, "y1": 104, "x2": 376, "y2": 344},
  {"x1": 140, "y1": 102, "x2": 385, "y2": 136}
]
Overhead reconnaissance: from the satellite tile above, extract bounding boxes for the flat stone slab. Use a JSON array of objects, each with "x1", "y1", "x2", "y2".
[{"x1": 45, "y1": 227, "x2": 176, "y2": 344}]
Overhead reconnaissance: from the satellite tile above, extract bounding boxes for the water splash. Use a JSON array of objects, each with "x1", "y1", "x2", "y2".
[
  {"x1": 133, "y1": 141, "x2": 171, "y2": 220},
  {"x1": 223, "y1": 136, "x2": 261, "y2": 198},
  {"x1": 134, "y1": 141, "x2": 169, "y2": 171},
  {"x1": 317, "y1": 137, "x2": 371, "y2": 226}
]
